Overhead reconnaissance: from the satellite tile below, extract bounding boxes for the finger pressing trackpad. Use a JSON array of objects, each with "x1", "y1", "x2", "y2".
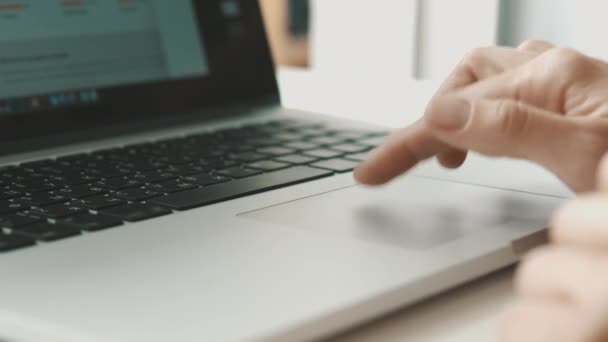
[{"x1": 240, "y1": 176, "x2": 558, "y2": 250}]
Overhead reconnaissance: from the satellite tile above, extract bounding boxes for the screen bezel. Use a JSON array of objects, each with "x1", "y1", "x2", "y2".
[{"x1": 0, "y1": 0, "x2": 279, "y2": 153}]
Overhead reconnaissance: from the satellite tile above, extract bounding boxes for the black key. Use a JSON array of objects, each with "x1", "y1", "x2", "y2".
[
  {"x1": 61, "y1": 173, "x2": 99, "y2": 186},
  {"x1": 57, "y1": 153, "x2": 90, "y2": 163},
  {"x1": 71, "y1": 195, "x2": 126, "y2": 210},
  {"x1": 37, "y1": 165, "x2": 69, "y2": 176},
  {"x1": 248, "y1": 160, "x2": 291, "y2": 172},
  {"x1": 310, "y1": 158, "x2": 359, "y2": 173},
  {"x1": 46, "y1": 174, "x2": 69, "y2": 185},
  {"x1": 154, "y1": 155, "x2": 195, "y2": 165},
  {"x1": 148, "y1": 180, "x2": 198, "y2": 193},
  {"x1": 13, "y1": 222, "x2": 81, "y2": 242},
  {"x1": 284, "y1": 141, "x2": 318, "y2": 151},
  {"x1": 229, "y1": 152, "x2": 270, "y2": 163},
  {"x1": 256, "y1": 147, "x2": 296, "y2": 156},
  {"x1": 113, "y1": 187, "x2": 163, "y2": 201},
  {"x1": 0, "y1": 213, "x2": 44, "y2": 228},
  {"x1": 199, "y1": 159, "x2": 237, "y2": 170},
  {"x1": 273, "y1": 119, "x2": 313, "y2": 129},
  {"x1": 0, "y1": 200, "x2": 29, "y2": 214},
  {"x1": 181, "y1": 173, "x2": 230, "y2": 186},
  {"x1": 150, "y1": 166, "x2": 333, "y2": 210},
  {"x1": 87, "y1": 166, "x2": 134, "y2": 178},
  {"x1": 309, "y1": 136, "x2": 347, "y2": 146},
  {"x1": 191, "y1": 150, "x2": 225, "y2": 160},
  {"x1": 56, "y1": 184, "x2": 107, "y2": 198},
  {"x1": 165, "y1": 164, "x2": 207, "y2": 176},
  {"x1": 246, "y1": 137, "x2": 282, "y2": 147},
  {"x1": 332, "y1": 130, "x2": 376, "y2": 140},
  {"x1": 30, "y1": 203, "x2": 86, "y2": 219},
  {"x1": 344, "y1": 151, "x2": 373, "y2": 162},
  {"x1": 14, "y1": 180, "x2": 58, "y2": 193},
  {"x1": 272, "y1": 132, "x2": 305, "y2": 142},
  {"x1": 61, "y1": 213, "x2": 124, "y2": 232},
  {"x1": 20, "y1": 159, "x2": 55, "y2": 169},
  {"x1": 0, "y1": 234, "x2": 36, "y2": 252},
  {"x1": 216, "y1": 143, "x2": 255, "y2": 153},
  {"x1": 96, "y1": 178, "x2": 143, "y2": 190},
  {"x1": 329, "y1": 143, "x2": 371, "y2": 154},
  {"x1": 358, "y1": 135, "x2": 388, "y2": 147},
  {"x1": 17, "y1": 171, "x2": 47, "y2": 180},
  {"x1": 118, "y1": 159, "x2": 165, "y2": 172},
  {"x1": 131, "y1": 170, "x2": 177, "y2": 183},
  {"x1": 295, "y1": 128, "x2": 330, "y2": 138},
  {"x1": 20, "y1": 192, "x2": 68, "y2": 207},
  {"x1": 276, "y1": 154, "x2": 318, "y2": 165},
  {"x1": 91, "y1": 148, "x2": 129, "y2": 161},
  {"x1": 79, "y1": 159, "x2": 121, "y2": 170},
  {"x1": 101, "y1": 203, "x2": 171, "y2": 222},
  {"x1": 0, "y1": 189, "x2": 22, "y2": 200},
  {"x1": 216, "y1": 167, "x2": 263, "y2": 179},
  {"x1": 303, "y1": 149, "x2": 344, "y2": 159},
  {"x1": 2, "y1": 168, "x2": 43, "y2": 181}
]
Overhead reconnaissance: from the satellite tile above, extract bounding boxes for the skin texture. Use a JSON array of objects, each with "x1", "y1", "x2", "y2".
[
  {"x1": 354, "y1": 40, "x2": 608, "y2": 193},
  {"x1": 501, "y1": 154, "x2": 608, "y2": 342}
]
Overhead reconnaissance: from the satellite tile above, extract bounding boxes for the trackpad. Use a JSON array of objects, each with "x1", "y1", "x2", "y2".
[{"x1": 241, "y1": 176, "x2": 560, "y2": 250}]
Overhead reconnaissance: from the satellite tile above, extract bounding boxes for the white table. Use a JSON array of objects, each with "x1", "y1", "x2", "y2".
[{"x1": 277, "y1": 67, "x2": 569, "y2": 342}]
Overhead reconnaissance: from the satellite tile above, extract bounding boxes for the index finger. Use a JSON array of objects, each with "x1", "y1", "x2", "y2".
[
  {"x1": 432, "y1": 46, "x2": 544, "y2": 170},
  {"x1": 354, "y1": 119, "x2": 451, "y2": 185},
  {"x1": 355, "y1": 47, "x2": 543, "y2": 185}
]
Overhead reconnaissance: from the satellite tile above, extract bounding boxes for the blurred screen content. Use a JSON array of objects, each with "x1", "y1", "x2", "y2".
[{"x1": 0, "y1": 0, "x2": 208, "y2": 114}]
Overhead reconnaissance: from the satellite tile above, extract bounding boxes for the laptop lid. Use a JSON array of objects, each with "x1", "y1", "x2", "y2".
[{"x1": 0, "y1": 0, "x2": 278, "y2": 155}]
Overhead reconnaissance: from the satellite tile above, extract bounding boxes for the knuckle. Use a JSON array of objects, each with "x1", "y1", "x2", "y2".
[
  {"x1": 518, "y1": 39, "x2": 550, "y2": 50},
  {"x1": 541, "y1": 48, "x2": 592, "y2": 77},
  {"x1": 571, "y1": 119, "x2": 608, "y2": 164},
  {"x1": 495, "y1": 101, "x2": 530, "y2": 139},
  {"x1": 461, "y1": 47, "x2": 488, "y2": 66},
  {"x1": 547, "y1": 47, "x2": 584, "y2": 62},
  {"x1": 456, "y1": 46, "x2": 497, "y2": 82}
]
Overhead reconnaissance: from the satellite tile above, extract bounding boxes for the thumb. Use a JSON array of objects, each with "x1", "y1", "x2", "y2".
[{"x1": 424, "y1": 96, "x2": 598, "y2": 192}]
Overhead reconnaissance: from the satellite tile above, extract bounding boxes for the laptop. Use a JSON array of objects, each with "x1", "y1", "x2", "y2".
[{"x1": 0, "y1": 1, "x2": 567, "y2": 341}]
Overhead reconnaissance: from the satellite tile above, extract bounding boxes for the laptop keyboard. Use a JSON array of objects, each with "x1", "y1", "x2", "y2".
[{"x1": 0, "y1": 119, "x2": 386, "y2": 253}]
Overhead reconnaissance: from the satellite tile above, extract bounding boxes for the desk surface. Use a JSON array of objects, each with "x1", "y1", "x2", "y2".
[
  {"x1": 331, "y1": 268, "x2": 515, "y2": 342},
  {"x1": 276, "y1": 67, "x2": 563, "y2": 342}
]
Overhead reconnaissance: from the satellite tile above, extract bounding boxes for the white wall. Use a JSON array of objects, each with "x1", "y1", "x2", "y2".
[
  {"x1": 418, "y1": 0, "x2": 499, "y2": 79},
  {"x1": 311, "y1": 0, "x2": 499, "y2": 80},
  {"x1": 310, "y1": 0, "x2": 418, "y2": 81},
  {"x1": 500, "y1": 0, "x2": 608, "y2": 59},
  {"x1": 310, "y1": 0, "x2": 608, "y2": 83}
]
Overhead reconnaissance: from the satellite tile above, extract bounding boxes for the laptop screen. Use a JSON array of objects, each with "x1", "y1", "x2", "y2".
[
  {"x1": 0, "y1": 0, "x2": 209, "y2": 115},
  {"x1": 0, "y1": 0, "x2": 278, "y2": 151}
]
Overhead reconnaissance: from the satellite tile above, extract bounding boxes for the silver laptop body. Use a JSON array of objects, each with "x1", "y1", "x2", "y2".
[{"x1": 0, "y1": 1, "x2": 569, "y2": 341}]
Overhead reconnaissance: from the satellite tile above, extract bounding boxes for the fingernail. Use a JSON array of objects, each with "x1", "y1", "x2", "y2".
[{"x1": 426, "y1": 97, "x2": 471, "y2": 130}]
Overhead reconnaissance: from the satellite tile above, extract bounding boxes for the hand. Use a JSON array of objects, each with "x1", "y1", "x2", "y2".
[
  {"x1": 501, "y1": 154, "x2": 608, "y2": 342},
  {"x1": 354, "y1": 40, "x2": 608, "y2": 192}
]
